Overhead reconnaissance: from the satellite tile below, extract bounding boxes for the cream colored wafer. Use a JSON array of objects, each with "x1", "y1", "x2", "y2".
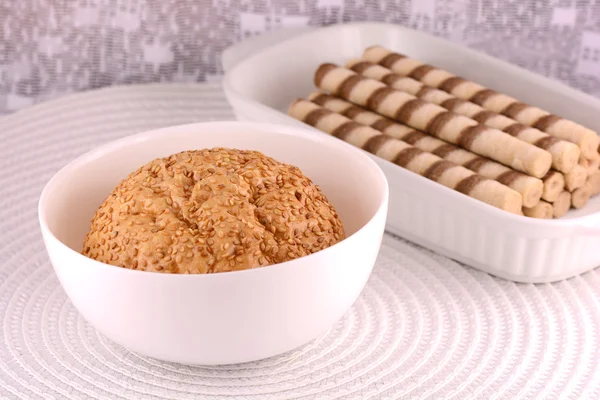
[
  {"x1": 309, "y1": 91, "x2": 543, "y2": 207},
  {"x1": 572, "y1": 182, "x2": 591, "y2": 208},
  {"x1": 541, "y1": 170, "x2": 565, "y2": 202},
  {"x1": 565, "y1": 164, "x2": 587, "y2": 191},
  {"x1": 588, "y1": 170, "x2": 600, "y2": 196},
  {"x1": 583, "y1": 152, "x2": 600, "y2": 175},
  {"x1": 346, "y1": 59, "x2": 580, "y2": 173},
  {"x1": 362, "y1": 45, "x2": 600, "y2": 158},
  {"x1": 579, "y1": 156, "x2": 589, "y2": 170},
  {"x1": 314, "y1": 63, "x2": 552, "y2": 178},
  {"x1": 288, "y1": 99, "x2": 523, "y2": 214},
  {"x1": 586, "y1": 159, "x2": 599, "y2": 175},
  {"x1": 523, "y1": 201, "x2": 553, "y2": 219},
  {"x1": 578, "y1": 151, "x2": 600, "y2": 170},
  {"x1": 552, "y1": 191, "x2": 571, "y2": 218}
]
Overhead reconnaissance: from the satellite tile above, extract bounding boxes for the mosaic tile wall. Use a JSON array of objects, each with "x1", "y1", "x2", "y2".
[{"x1": 0, "y1": 0, "x2": 599, "y2": 113}]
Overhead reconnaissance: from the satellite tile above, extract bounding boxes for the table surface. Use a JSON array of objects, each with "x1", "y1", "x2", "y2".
[{"x1": 1, "y1": 83, "x2": 599, "y2": 400}]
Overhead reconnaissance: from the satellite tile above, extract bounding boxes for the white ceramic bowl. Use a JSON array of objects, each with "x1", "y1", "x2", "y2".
[{"x1": 38, "y1": 121, "x2": 389, "y2": 365}]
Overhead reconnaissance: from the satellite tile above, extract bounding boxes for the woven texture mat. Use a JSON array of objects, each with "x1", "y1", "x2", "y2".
[{"x1": 1, "y1": 83, "x2": 600, "y2": 400}]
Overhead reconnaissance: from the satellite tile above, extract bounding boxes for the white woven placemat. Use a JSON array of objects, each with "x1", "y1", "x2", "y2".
[{"x1": 1, "y1": 83, "x2": 600, "y2": 400}]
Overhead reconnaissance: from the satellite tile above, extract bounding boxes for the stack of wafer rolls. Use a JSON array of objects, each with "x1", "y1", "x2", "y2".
[
  {"x1": 345, "y1": 59, "x2": 581, "y2": 174},
  {"x1": 288, "y1": 99, "x2": 523, "y2": 214},
  {"x1": 362, "y1": 45, "x2": 600, "y2": 159},
  {"x1": 345, "y1": 54, "x2": 600, "y2": 211},
  {"x1": 314, "y1": 63, "x2": 553, "y2": 179},
  {"x1": 289, "y1": 47, "x2": 600, "y2": 219},
  {"x1": 308, "y1": 92, "x2": 544, "y2": 208}
]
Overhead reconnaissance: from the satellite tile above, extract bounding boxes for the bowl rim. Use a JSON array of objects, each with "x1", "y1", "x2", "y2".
[{"x1": 38, "y1": 120, "x2": 390, "y2": 280}]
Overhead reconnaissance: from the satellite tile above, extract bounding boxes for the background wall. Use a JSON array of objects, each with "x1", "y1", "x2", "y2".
[{"x1": 1, "y1": 0, "x2": 599, "y2": 114}]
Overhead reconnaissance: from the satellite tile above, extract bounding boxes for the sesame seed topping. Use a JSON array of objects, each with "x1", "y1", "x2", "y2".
[{"x1": 82, "y1": 148, "x2": 345, "y2": 274}]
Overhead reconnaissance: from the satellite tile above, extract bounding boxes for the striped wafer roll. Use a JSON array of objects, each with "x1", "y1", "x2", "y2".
[
  {"x1": 588, "y1": 170, "x2": 600, "y2": 197},
  {"x1": 314, "y1": 64, "x2": 552, "y2": 178},
  {"x1": 541, "y1": 170, "x2": 565, "y2": 202},
  {"x1": 572, "y1": 183, "x2": 591, "y2": 209},
  {"x1": 523, "y1": 201, "x2": 553, "y2": 219},
  {"x1": 346, "y1": 59, "x2": 580, "y2": 173},
  {"x1": 564, "y1": 164, "x2": 587, "y2": 192},
  {"x1": 362, "y1": 45, "x2": 600, "y2": 158},
  {"x1": 288, "y1": 99, "x2": 523, "y2": 214},
  {"x1": 309, "y1": 92, "x2": 543, "y2": 207},
  {"x1": 552, "y1": 191, "x2": 571, "y2": 218}
]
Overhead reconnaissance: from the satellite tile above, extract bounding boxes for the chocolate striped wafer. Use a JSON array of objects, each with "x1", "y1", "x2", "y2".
[
  {"x1": 552, "y1": 191, "x2": 571, "y2": 218},
  {"x1": 288, "y1": 99, "x2": 523, "y2": 214},
  {"x1": 314, "y1": 64, "x2": 552, "y2": 178},
  {"x1": 564, "y1": 164, "x2": 587, "y2": 192},
  {"x1": 362, "y1": 45, "x2": 599, "y2": 158},
  {"x1": 346, "y1": 59, "x2": 580, "y2": 173},
  {"x1": 541, "y1": 170, "x2": 565, "y2": 202},
  {"x1": 523, "y1": 201, "x2": 553, "y2": 219},
  {"x1": 308, "y1": 91, "x2": 543, "y2": 207}
]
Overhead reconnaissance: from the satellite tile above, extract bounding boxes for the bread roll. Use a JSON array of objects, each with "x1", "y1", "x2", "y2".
[{"x1": 82, "y1": 148, "x2": 345, "y2": 273}]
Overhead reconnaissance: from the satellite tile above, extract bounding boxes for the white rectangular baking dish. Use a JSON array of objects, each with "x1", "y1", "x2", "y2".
[{"x1": 221, "y1": 22, "x2": 600, "y2": 283}]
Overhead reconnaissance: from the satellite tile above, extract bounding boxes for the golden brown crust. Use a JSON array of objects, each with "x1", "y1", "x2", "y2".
[{"x1": 82, "y1": 148, "x2": 345, "y2": 274}]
